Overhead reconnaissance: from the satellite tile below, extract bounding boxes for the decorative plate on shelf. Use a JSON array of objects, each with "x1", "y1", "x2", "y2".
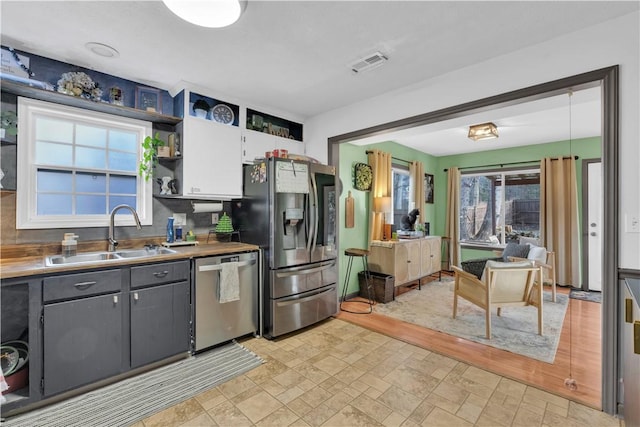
[
  {"x1": 211, "y1": 103, "x2": 234, "y2": 125},
  {"x1": 354, "y1": 162, "x2": 372, "y2": 191}
]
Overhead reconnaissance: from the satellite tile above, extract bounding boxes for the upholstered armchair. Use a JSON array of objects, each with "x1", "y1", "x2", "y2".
[
  {"x1": 452, "y1": 260, "x2": 544, "y2": 339},
  {"x1": 460, "y1": 240, "x2": 557, "y2": 303}
]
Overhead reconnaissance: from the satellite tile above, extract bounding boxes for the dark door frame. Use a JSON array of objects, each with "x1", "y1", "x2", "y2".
[{"x1": 328, "y1": 66, "x2": 619, "y2": 414}]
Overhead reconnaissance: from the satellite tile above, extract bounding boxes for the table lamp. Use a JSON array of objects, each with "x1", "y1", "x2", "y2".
[{"x1": 374, "y1": 196, "x2": 392, "y2": 240}]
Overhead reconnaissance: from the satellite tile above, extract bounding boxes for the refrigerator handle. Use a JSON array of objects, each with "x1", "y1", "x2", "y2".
[
  {"x1": 305, "y1": 193, "x2": 312, "y2": 252},
  {"x1": 309, "y1": 171, "x2": 319, "y2": 252}
]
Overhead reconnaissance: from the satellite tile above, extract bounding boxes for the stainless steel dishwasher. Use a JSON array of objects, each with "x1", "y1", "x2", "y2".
[{"x1": 194, "y1": 251, "x2": 259, "y2": 352}]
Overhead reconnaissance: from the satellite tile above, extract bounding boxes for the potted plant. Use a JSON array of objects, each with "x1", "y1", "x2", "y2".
[
  {"x1": 138, "y1": 132, "x2": 165, "y2": 181},
  {"x1": 192, "y1": 99, "x2": 210, "y2": 119},
  {"x1": 0, "y1": 110, "x2": 17, "y2": 140}
]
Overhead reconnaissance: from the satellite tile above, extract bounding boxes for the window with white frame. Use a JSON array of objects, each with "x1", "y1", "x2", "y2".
[
  {"x1": 16, "y1": 97, "x2": 153, "y2": 229},
  {"x1": 459, "y1": 168, "x2": 540, "y2": 246}
]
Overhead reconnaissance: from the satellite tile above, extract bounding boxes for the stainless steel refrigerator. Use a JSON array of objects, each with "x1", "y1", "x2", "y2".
[{"x1": 236, "y1": 158, "x2": 337, "y2": 338}]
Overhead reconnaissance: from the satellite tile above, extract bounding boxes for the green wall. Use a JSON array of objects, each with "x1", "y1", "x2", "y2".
[
  {"x1": 338, "y1": 141, "x2": 437, "y2": 296},
  {"x1": 337, "y1": 137, "x2": 601, "y2": 295}
]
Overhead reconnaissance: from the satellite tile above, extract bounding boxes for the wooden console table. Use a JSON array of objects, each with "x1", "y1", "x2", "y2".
[{"x1": 367, "y1": 236, "x2": 442, "y2": 291}]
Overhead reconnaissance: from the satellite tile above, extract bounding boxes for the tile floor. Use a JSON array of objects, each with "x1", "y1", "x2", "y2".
[{"x1": 135, "y1": 319, "x2": 621, "y2": 427}]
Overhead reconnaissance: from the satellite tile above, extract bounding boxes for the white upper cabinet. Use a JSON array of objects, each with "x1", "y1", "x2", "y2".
[
  {"x1": 241, "y1": 108, "x2": 304, "y2": 164},
  {"x1": 241, "y1": 131, "x2": 305, "y2": 163},
  {"x1": 178, "y1": 90, "x2": 242, "y2": 200}
]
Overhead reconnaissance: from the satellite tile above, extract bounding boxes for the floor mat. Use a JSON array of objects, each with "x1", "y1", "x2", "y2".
[
  {"x1": 569, "y1": 289, "x2": 602, "y2": 303},
  {"x1": 2, "y1": 341, "x2": 264, "y2": 427}
]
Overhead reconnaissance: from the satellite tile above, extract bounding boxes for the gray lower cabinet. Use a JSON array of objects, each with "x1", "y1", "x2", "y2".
[
  {"x1": 40, "y1": 260, "x2": 191, "y2": 398},
  {"x1": 42, "y1": 268, "x2": 123, "y2": 396},
  {"x1": 43, "y1": 292, "x2": 122, "y2": 396},
  {"x1": 130, "y1": 281, "x2": 190, "y2": 368},
  {"x1": 129, "y1": 260, "x2": 190, "y2": 368}
]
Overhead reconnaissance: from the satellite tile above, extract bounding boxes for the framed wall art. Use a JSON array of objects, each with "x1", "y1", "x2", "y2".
[
  {"x1": 135, "y1": 86, "x2": 162, "y2": 113},
  {"x1": 424, "y1": 173, "x2": 434, "y2": 203}
]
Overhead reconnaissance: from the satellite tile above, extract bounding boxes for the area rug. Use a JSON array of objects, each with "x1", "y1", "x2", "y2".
[
  {"x1": 374, "y1": 279, "x2": 568, "y2": 363},
  {"x1": 3, "y1": 341, "x2": 264, "y2": 427},
  {"x1": 569, "y1": 289, "x2": 602, "y2": 303}
]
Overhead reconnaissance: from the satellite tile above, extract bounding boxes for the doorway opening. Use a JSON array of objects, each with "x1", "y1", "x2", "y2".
[{"x1": 329, "y1": 66, "x2": 619, "y2": 413}]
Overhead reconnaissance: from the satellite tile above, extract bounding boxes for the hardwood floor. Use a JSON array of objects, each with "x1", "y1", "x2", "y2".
[{"x1": 336, "y1": 273, "x2": 603, "y2": 410}]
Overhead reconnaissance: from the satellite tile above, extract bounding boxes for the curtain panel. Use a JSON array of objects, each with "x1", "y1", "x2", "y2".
[
  {"x1": 540, "y1": 157, "x2": 580, "y2": 286},
  {"x1": 367, "y1": 150, "x2": 392, "y2": 244}
]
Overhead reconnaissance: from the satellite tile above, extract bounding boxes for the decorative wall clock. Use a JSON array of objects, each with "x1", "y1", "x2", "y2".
[
  {"x1": 354, "y1": 162, "x2": 372, "y2": 191},
  {"x1": 211, "y1": 103, "x2": 234, "y2": 125}
]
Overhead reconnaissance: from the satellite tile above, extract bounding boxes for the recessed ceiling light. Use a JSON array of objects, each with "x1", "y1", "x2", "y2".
[
  {"x1": 162, "y1": 0, "x2": 244, "y2": 28},
  {"x1": 85, "y1": 42, "x2": 119, "y2": 58}
]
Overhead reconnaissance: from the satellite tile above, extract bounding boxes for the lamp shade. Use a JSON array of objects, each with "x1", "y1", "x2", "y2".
[
  {"x1": 374, "y1": 196, "x2": 391, "y2": 213},
  {"x1": 163, "y1": 0, "x2": 244, "y2": 28},
  {"x1": 468, "y1": 122, "x2": 498, "y2": 141}
]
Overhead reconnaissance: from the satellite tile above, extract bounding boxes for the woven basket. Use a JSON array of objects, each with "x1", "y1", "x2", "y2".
[{"x1": 358, "y1": 271, "x2": 395, "y2": 303}]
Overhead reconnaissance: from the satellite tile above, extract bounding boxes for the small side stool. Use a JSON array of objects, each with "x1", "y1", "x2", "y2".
[{"x1": 340, "y1": 248, "x2": 374, "y2": 314}]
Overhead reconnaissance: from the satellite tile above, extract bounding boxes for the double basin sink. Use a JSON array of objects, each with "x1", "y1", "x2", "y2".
[{"x1": 45, "y1": 247, "x2": 176, "y2": 267}]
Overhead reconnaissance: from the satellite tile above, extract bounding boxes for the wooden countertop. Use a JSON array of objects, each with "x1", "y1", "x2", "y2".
[{"x1": 0, "y1": 241, "x2": 259, "y2": 279}]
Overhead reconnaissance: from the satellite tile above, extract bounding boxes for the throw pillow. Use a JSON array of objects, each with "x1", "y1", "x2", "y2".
[
  {"x1": 501, "y1": 242, "x2": 530, "y2": 262},
  {"x1": 527, "y1": 245, "x2": 547, "y2": 264},
  {"x1": 482, "y1": 259, "x2": 534, "y2": 282},
  {"x1": 518, "y1": 236, "x2": 542, "y2": 247}
]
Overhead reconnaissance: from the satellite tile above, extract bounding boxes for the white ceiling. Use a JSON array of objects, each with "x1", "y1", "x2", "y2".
[
  {"x1": 1, "y1": 1, "x2": 637, "y2": 155},
  {"x1": 348, "y1": 86, "x2": 602, "y2": 156}
]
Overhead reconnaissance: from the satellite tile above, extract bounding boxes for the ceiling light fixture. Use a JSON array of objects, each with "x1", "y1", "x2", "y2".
[
  {"x1": 468, "y1": 122, "x2": 499, "y2": 141},
  {"x1": 162, "y1": 0, "x2": 244, "y2": 28},
  {"x1": 85, "y1": 42, "x2": 119, "y2": 58}
]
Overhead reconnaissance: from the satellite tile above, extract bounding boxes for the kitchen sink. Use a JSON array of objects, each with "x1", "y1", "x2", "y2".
[
  {"x1": 114, "y1": 247, "x2": 176, "y2": 258},
  {"x1": 45, "y1": 247, "x2": 176, "y2": 267}
]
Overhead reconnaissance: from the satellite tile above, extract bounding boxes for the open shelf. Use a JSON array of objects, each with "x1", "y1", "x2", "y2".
[{"x1": 1, "y1": 79, "x2": 181, "y2": 125}]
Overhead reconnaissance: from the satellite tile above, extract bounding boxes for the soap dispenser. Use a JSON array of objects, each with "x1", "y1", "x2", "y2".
[{"x1": 61, "y1": 233, "x2": 79, "y2": 257}]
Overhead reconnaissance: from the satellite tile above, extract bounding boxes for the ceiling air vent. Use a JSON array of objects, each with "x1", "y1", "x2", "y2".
[{"x1": 350, "y1": 51, "x2": 388, "y2": 74}]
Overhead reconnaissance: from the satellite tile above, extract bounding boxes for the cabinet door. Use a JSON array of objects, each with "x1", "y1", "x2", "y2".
[
  {"x1": 130, "y1": 281, "x2": 190, "y2": 368},
  {"x1": 182, "y1": 116, "x2": 242, "y2": 198},
  {"x1": 242, "y1": 131, "x2": 305, "y2": 163},
  {"x1": 242, "y1": 130, "x2": 274, "y2": 164},
  {"x1": 393, "y1": 244, "x2": 410, "y2": 284},
  {"x1": 420, "y1": 238, "x2": 441, "y2": 276},
  {"x1": 428, "y1": 237, "x2": 442, "y2": 275},
  {"x1": 43, "y1": 293, "x2": 122, "y2": 396},
  {"x1": 275, "y1": 137, "x2": 305, "y2": 156},
  {"x1": 405, "y1": 240, "x2": 422, "y2": 281}
]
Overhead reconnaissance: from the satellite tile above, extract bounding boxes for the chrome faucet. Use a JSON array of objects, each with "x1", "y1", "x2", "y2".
[{"x1": 108, "y1": 204, "x2": 142, "y2": 252}]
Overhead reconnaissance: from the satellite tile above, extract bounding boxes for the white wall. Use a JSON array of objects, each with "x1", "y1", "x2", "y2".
[{"x1": 304, "y1": 11, "x2": 640, "y2": 269}]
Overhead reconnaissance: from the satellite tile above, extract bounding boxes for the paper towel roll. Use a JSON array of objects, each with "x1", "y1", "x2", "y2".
[{"x1": 192, "y1": 202, "x2": 223, "y2": 213}]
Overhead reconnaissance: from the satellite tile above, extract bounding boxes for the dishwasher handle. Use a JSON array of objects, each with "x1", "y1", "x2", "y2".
[{"x1": 198, "y1": 258, "x2": 256, "y2": 272}]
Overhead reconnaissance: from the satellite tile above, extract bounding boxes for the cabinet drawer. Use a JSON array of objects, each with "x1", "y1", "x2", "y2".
[
  {"x1": 131, "y1": 260, "x2": 189, "y2": 288},
  {"x1": 43, "y1": 269, "x2": 122, "y2": 302}
]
